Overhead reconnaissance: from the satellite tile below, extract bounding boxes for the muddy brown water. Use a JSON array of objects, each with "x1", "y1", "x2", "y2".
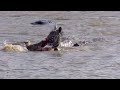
[{"x1": 0, "y1": 11, "x2": 120, "y2": 79}]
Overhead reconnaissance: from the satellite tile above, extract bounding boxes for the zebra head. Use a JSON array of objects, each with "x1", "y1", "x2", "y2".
[{"x1": 46, "y1": 27, "x2": 62, "y2": 48}]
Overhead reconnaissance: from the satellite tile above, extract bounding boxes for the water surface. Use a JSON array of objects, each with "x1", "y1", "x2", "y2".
[{"x1": 0, "y1": 11, "x2": 120, "y2": 79}]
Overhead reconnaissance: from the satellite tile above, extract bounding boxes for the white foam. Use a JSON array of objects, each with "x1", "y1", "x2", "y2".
[
  {"x1": 60, "y1": 40, "x2": 73, "y2": 47},
  {"x1": 1, "y1": 41, "x2": 28, "y2": 52}
]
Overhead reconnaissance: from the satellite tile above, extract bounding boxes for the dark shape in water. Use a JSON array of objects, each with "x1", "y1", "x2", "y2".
[
  {"x1": 73, "y1": 43, "x2": 79, "y2": 47},
  {"x1": 24, "y1": 27, "x2": 62, "y2": 51},
  {"x1": 47, "y1": 27, "x2": 62, "y2": 48},
  {"x1": 31, "y1": 20, "x2": 52, "y2": 25},
  {"x1": 24, "y1": 40, "x2": 48, "y2": 51}
]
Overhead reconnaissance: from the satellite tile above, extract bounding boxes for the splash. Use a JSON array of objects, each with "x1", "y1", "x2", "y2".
[
  {"x1": 60, "y1": 40, "x2": 73, "y2": 47},
  {"x1": 1, "y1": 40, "x2": 28, "y2": 52}
]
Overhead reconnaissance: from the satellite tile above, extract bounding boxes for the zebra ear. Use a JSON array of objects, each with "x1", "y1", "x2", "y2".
[{"x1": 57, "y1": 27, "x2": 62, "y2": 33}]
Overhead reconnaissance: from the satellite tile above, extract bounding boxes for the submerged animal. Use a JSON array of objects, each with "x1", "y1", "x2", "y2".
[
  {"x1": 1, "y1": 26, "x2": 80, "y2": 52},
  {"x1": 23, "y1": 40, "x2": 56, "y2": 51},
  {"x1": 31, "y1": 20, "x2": 52, "y2": 25},
  {"x1": 23, "y1": 39, "x2": 51, "y2": 51},
  {"x1": 23, "y1": 26, "x2": 79, "y2": 51},
  {"x1": 22, "y1": 27, "x2": 63, "y2": 51},
  {"x1": 1, "y1": 40, "x2": 54, "y2": 52}
]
